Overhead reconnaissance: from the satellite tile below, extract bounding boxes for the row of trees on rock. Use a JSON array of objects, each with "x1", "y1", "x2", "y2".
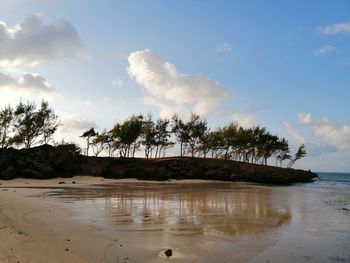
[
  {"x1": 0, "y1": 101, "x2": 59, "y2": 149},
  {"x1": 0, "y1": 101, "x2": 306, "y2": 168},
  {"x1": 82, "y1": 113, "x2": 306, "y2": 168}
]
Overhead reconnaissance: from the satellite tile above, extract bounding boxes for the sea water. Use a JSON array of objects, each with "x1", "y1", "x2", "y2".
[
  {"x1": 44, "y1": 174, "x2": 350, "y2": 262},
  {"x1": 317, "y1": 172, "x2": 350, "y2": 184}
]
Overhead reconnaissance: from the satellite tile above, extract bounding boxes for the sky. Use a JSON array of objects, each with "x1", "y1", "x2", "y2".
[{"x1": 0, "y1": 0, "x2": 349, "y2": 172}]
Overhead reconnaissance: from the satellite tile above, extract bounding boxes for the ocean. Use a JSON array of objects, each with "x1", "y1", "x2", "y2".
[
  {"x1": 316, "y1": 172, "x2": 350, "y2": 184},
  {"x1": 42, "y1": 174, "x2": 350, "y2": 262}
]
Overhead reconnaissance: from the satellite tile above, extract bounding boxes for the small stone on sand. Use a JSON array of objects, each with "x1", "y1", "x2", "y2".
[{"x1": 165, "y1": 249, "x2": 172, "y2": 258}]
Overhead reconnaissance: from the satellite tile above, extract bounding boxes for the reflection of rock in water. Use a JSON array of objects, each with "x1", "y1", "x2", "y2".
[{"x1": 46, "y1": 183, "x2": 291, "y2": 237}]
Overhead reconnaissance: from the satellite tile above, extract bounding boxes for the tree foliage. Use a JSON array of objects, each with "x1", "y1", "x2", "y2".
[
  {"x1": 0, "y1": 106, "x2": 13, "y2": 149},
  {"x1": 76, "y1": 112, "x2": 307, "y2": 168},
  {"x1": 80, "y1": 127, "x2": 97, "y2": 156}
]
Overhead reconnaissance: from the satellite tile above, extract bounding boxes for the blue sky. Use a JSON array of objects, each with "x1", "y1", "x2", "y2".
[{"x1": 0, "y1": 1, "x2": 349, "y2": 172}]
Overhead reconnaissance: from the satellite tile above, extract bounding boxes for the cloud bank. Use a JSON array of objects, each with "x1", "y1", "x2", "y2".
[
  {"x1": 0, "y1": 14, "x2": 82, "y2": 67},
  {"x1": 127, "y1": 49, "x2": 229, "y2": 118}
]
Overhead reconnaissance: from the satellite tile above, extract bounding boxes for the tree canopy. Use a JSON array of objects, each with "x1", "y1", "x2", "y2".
[
  {"x1": 0, "y1": 101, "x2": 60, "y2": 149},
  {"x1": 82, "y1": 112, "x2": 306, "y2": 168}
]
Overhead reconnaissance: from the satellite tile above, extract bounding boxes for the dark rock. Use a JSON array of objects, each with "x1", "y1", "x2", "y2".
[
  {"x1": 342, "y1": 208, "x2": 349, "y2": 211},
  {"x1": 165, "y1": 249, "x2": 172, "y2": 258},
  {"x1": 58, "y1": 181, "x2": 65, "y2": 184}
]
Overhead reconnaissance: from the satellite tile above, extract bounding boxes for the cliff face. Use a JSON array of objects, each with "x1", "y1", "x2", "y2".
[{"x1": 0, "y1": 145, "x2": 317, "y2": 184}]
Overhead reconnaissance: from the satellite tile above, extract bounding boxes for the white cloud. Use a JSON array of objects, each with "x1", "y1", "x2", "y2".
[
  {"x1": 313, "y1": 45, "x2": 336, "y2": 56},
  {"x1": 0, "y1": 71, "x2": 56, "y2": 96},
  {"x1": 298, "y1": 113, "x2": 350, "y2": 150},
  {"x1": 0, "y1": 14, "x2": 82, "y2": 67},
  {"x1": 319, "y1": 21, "x2": 350, "y2": 35},
  {"x1": 214, "y1": 43, "x2": 233, "y2": 53},
  {"x1": 127, "y1": 49, "x2": 229, "y2": 118}
]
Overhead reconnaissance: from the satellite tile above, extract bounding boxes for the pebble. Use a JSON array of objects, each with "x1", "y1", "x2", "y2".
[{"x1": 165, "y1": 249, "x2": 172, "y2": 258}]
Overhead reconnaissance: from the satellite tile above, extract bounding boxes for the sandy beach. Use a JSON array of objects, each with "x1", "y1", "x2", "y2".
[
  {"x1": 1, "y1": 177, "x2": 349, "y2": 263},
  {"x1": 0, "y1": 177, "x2": 124, "y2": 263}
]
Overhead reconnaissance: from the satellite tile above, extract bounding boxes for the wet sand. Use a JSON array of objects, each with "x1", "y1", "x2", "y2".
[{"x1": 0, "y1": 177, "x2": 349, "y2": 262}]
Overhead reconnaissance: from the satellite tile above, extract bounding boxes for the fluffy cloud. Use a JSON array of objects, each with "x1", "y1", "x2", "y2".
[
  {"x1": 319, "y1": 21, "x2": 350, "y2": 35},
  {"x1": 313, "y1": 45, "x2": 336, "y2": 56},
  {"x1": 298, "y1": 113, "x2": 350, "y2": 150},
  {"x1": 127, "y1": 49, "x2": 229, "y2": 118},
  {"x1": 0, "y1": 71, "x2": 56, "y2": 96},
  {"x1": 0, "y1": 14, "x2": 82, "y2": 67},
  {"x1": 214, "y1": 43, "x2": 233, "y2": 53}
]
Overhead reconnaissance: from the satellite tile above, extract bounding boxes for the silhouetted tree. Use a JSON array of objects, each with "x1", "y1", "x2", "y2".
[
  {"x1": 37, "y1": 101, "x2": 60, "y2": 144},
  {"x1": 154, "y1": 118, "x2": 173, "y2": 158},
  {"x1": 111, "y1": 115, "x2": 144, "y2": 157},
  {"x1": 11, "y1": 100, "x2": 59, "y2": 148},
  {"x1": 80, "y1": 127, "x2": 97, "y2": 156},
  {"x1": 0, "y1": 105, "x2": 13, "y2": 148},
  {"x1": 172, "y1": 114, "x2": 190, "y2": 156},
  {"x1": 287, "y1": 144, "x2": 307, "y2": 168},
  {"x1": 91, "y1": 131, "x2": 108, "y2": 156},
  {"x1": 275, "y1": 138, "x2": 291, "y2": 167},
  {"x1": 186, "y1": 114, "x2": 208, "y2": 157},
  {"x1": 141, "y1": 113, "x2": 156, "y2": 159}
]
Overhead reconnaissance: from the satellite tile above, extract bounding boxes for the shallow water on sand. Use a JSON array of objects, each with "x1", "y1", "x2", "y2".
[{"x1": 44, "y1": 181, "x2": 350, "y2": 262}]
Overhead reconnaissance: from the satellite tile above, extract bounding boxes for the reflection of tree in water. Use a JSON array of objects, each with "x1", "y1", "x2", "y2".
[{"x1": 50, "y1": 183, "x2": 291, "y2": 236}]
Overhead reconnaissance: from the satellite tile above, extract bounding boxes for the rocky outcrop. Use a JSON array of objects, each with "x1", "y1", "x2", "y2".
[
  {"x1": 0, "y1": 145, "x2": 317, "y2": 183},
  {"x1": 0, "y1": 144, "x2": 81, "y2": 179}
]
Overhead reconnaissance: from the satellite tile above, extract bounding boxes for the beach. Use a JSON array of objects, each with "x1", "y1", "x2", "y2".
[{"x1": 0, "y1": 176, "x2": 349, "y2": 263}]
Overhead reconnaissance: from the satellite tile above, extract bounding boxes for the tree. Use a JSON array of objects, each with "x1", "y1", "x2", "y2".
[
  {"x1": 91, "y1": 131, "x2": 108, "y2": 156},
  {"x1": 275, "y1": 138, "x2": 291, "y2": 167},
  {"x1": 80, "y1": 128, "x2": 97, "y2": 156},
  {"x1": 221, "y1": 123, "x2": 238, "y2": 160},
  {"x1": 171, "y1": 114, "x2": 190, "y2": 157},
  {"x1": 11, "y1": 100, "x2": 59, "y2": 148},
  {"x1": 186, "y1": 114, "x2": 208, "y2": 157},
  {"x1": 37, "y1": 101, "x2": 60, "y2": 144},
  {"x1": 154, "y1": 118, "x2": 173, "y2": 158},
  {"x1": 141, "y1": 113, "x2": 157, "y2": 159},
  {"x1": 104, "y1": 130, "x2": 114, "y2": 157},
  {"x1": 0, "y1": 106, "x2": 13, "y2": 148},
  {"x1": 287, "y1": 144, "x2": 307, "y2": 168},
  {"x1": 111, "y1": 115, "x2": 144, "y2": 157}
]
